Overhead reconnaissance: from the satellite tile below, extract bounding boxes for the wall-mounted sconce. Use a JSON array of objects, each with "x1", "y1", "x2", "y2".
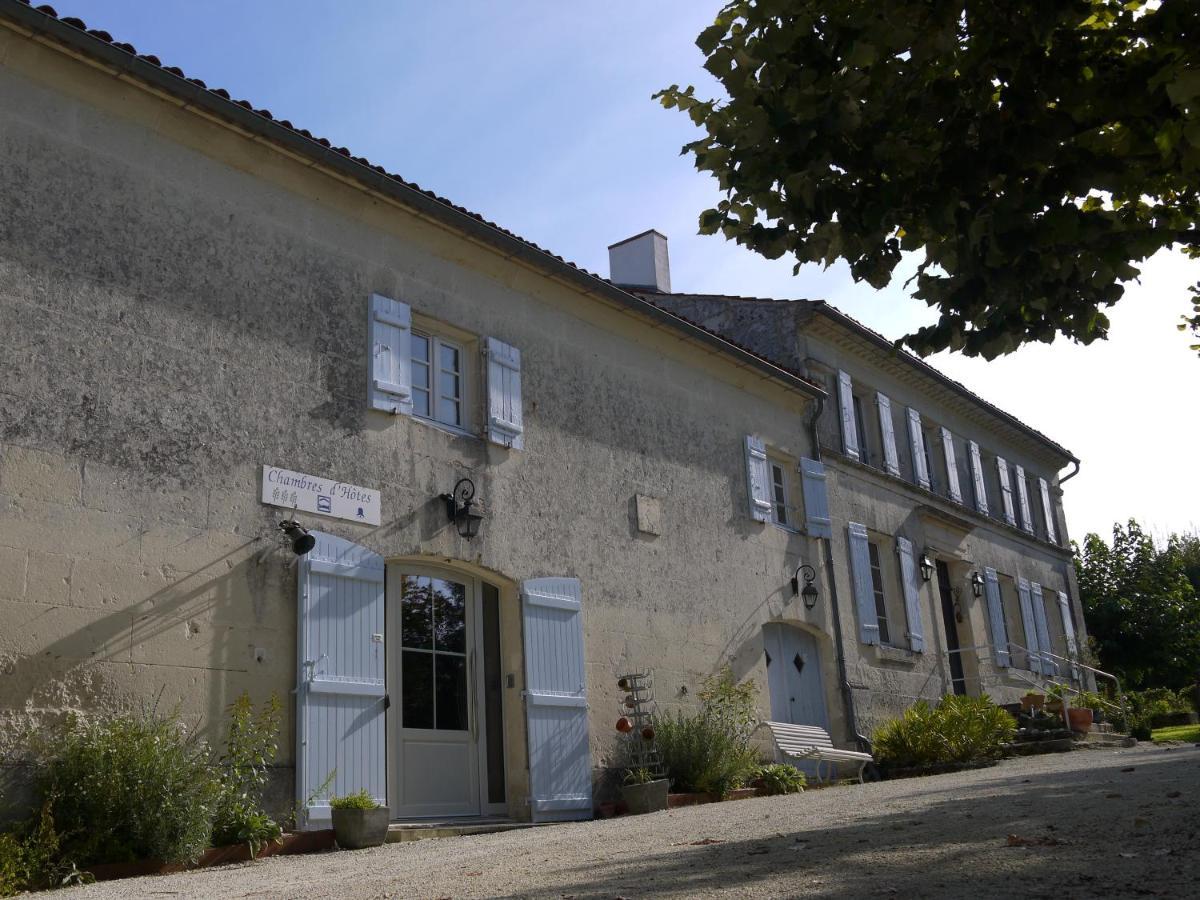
[
  {"x1": 279, "y1": 517, "x2": 316, "y2": 556},
  {"x1": 918, "y1": 552, "x2": 934, "y2": 583},
  {"x1": 970, "y1": 570, "x2": 984, "y2": 599},
  {"x1": 790, "y1": 564, "x2": 819, "y2": 611},
  {"x1": 441, "y1": 477, "x2": 483, "y2": 539}
]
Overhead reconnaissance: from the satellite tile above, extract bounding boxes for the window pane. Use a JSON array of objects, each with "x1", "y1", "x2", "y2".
[
  {"x1": 439, "y1": 343, "x2": 459, "y2": 373},
  {"x1": 412, "y1": 359, "x2": 430, "y2": 390},
  {"x1": 400, "y1": 576, "x2": 433, "y2": 649},
  {"x1": 432, "y1": 579, "x2": 467, "y2": 654},
  {"x1": 401, "y1": 650, "x2": 434, "y2": 730},
  {"x1": 868, "y1": 543, "x2": 892, "y2": 644},
  {"x1": 438, "y1": 396, "x2": 461, "y2": 426},
  {"x1": 435, "y1": 654, "x2": 469, "y2": 731},
  {"x1": 411, "y1": 333, "x2": 430, "y2": 362},
  {"x1": 413, "y1": 387, "x2": 430, "y2": 418}
]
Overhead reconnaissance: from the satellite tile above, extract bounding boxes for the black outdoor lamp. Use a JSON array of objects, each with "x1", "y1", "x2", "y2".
[
  {"x1": 441, "y1": 477, "x2": 483, "y2": 539},
  {"x1": 970, "y1": 570, "x2": 985, "y2": 599},
  {"x1": 791, "y1": 564, "x2": 819, "y2": 611},
  {"x1": 278, "y1": 517, "x2": 316, "y2": 556},
  {"x1": 918, "y1": 552, "x2": 934, "y2": 583}
]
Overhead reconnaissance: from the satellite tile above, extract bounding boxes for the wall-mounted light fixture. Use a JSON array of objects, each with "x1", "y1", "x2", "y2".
[
  {"x1": 790, "y1": 564, "x2": 819, "y2": 611},
  {"x1": 279, "y1": 517, "x2": 316, "y2": 556},
  {"x1": 441, "y1": 477, "x2": 483, "y2": 539},
  {"x1": 970, "y1": 570, "x2": 985, "y2": 599},
  {"x1": 918, "y1": 552, "x2": 934, "y2": 583}
]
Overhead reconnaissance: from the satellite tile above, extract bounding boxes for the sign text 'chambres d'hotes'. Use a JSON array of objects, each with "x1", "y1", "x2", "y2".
[{"x1": 260, "y1": 465, "x2": 381, "y2": 526}]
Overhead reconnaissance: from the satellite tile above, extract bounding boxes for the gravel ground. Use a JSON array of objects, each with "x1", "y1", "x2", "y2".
[{"x1": 41, "y1": 742, "x2": 1199, "y2": 899}]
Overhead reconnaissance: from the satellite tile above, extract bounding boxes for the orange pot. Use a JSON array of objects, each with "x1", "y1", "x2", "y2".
[{"x1": 1067, "y1": 707, "x2": 1093, "y2": 734}]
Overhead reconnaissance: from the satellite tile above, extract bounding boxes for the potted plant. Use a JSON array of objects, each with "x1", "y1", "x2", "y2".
[
  {"x1": 330, "y1": 790, "x2": 389, "y2": 849},
  {"x1": 620, "y1": 767, "x2": 669, "y2": 815},
  {"x1": 1067, "y1": 706, "x2": 1094, "y2": 734},
  {"x1": 1020, "y1": 692, "x2": 1045, "y2": 713}
]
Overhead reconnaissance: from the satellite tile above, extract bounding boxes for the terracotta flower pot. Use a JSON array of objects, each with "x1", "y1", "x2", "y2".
[
  {"x1": 1067, "y1": 706, "x2": 1093, "y2": 734},
  {"x1": 1020, "y1": 693, "x2": 1045, "y2": 713}
]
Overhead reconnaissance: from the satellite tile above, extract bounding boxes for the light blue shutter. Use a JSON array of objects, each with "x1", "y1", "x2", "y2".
[
  {"x1": 521, "y1": 577, "x2": 591, "y2": 821},
  {"x1": 907, "y1": 408, "x2": 930, "y2": 489},
  {"x1": 837, "y1": 370, "x2": 859, "y2": 461},
  {"x1": 745, "y1": 435, "x2": 772, "y2": 523},
  {"x1": 1030, "y1": 582, "x2": 1057, "y2": 676},
  {"x1": 847, "y1": 523, "x2": 880, "y2": 645},
  {"x1": 996, "y1": 457, "x2": 1016, "y2": 526},
  {"x1": 296, "y1": 532, "x2": 387, "y2": 829},
  {"x1": 983, "y1": 567, "x2": 1010, "y2": 668},
  {"x1": 941, "y1": 427, "x2": 962, "y2": 503},
  {"x1": 368, "y1": 294, "x2": 413, "y2": 414},
  {"x1": 1016, "y1": 576, "x2": 1041, "y2": 675},
  {"x1": 1014, "y1": 465, "x2": 1034, "y2": 534},
  {"x1": 486, "y1": 337, "x2": 524, "y2": 449},
  {"x1": 895, "y1": 536, "x2": 925, "y2": 652},
  {"x1": 876, "y1": 392, "x2": 900, "y2": 476},
  {"x1": 1058, "y1": 590, "x2": 1081, "y2": 680},
  {"x1": 1039, "y1": 478, "x2": 1058, "y2": 544},
  {"x1": 968, "y1": 441, "x2": 989, "y2": 515},
  {"x1": 798, "y1": 457, "x2": 832, "y2": 539}
]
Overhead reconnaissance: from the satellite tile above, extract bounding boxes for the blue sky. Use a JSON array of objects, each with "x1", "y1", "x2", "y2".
[{"x1": 51, "y1": 1, "x2": 1198, "y2": 542}]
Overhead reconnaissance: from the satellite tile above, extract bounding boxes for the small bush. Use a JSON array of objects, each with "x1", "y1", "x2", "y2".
[
  {"x1": 330, "y1": 790, "x2": 380, "y2": 810},
  {"x1": 0, "y1": 801, "x2": 89, "y2": 896},
  {"x1": 872, "y1": 695, "x2": 1015, "y2": 769},
  {"x1": 751, "y1": 764, "x2": 806, "y2": 796},
  {"x1": 211, "y1": 693, "x2": 283, "y2": 857}
]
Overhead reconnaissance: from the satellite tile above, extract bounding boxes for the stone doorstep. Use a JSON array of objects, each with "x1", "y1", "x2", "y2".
[
  {"x1": 386, "y1": 819, "x2": 542, "y2": 843},
  {"x1": 1077, "y1": 732, "x2": 1138, "y2": 749}
]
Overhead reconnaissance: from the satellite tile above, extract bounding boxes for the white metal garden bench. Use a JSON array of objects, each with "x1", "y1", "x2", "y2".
[{"x1": 757, "y1": 721, "x2": 874, "y2": 783}]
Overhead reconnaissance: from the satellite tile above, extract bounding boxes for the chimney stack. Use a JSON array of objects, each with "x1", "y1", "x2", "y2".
[{"x1": 608, "y1": 230, "x2": 671, "y2": 293}]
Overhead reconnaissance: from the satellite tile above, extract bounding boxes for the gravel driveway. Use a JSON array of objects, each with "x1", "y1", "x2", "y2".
[{"x1": 41, "y1": 743, "x2": 1199, "y2": 899}]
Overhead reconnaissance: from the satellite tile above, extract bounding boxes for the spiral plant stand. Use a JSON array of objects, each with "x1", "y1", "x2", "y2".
[{"x1": 615, "y1": 670, "x2": 669, "y2": 814}]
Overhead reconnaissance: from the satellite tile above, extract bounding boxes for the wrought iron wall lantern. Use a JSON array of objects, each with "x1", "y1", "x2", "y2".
[
  {"x1": 918, "y1": 552, "x2": 934, "y2": 583},
  {"x1": 278, "y1": 517, "x2": 316, "y2": 556},
  {"x1": 970, "y1": 570, "x2": 985, "y2": 599},
  {"x1": 441, "y1": 477, "x2": 483, "y2": 539},
  {"x1": 790, "y1": 564, "x2": 819, "y2": 611}
]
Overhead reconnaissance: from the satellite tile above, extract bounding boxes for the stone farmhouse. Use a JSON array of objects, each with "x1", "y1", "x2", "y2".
[{"x1": 0, "y1": 1, "x2": 1088, "y2": 825}]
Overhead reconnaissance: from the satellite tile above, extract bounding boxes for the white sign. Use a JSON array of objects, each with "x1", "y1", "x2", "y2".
[{"x1": 261, "y1": 465, "x2": 381, "y2": 526}]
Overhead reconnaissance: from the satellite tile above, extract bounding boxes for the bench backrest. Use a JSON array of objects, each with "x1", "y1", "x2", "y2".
[{"x1": 761, "y1": 720, "x2": 835, "y2": 750}]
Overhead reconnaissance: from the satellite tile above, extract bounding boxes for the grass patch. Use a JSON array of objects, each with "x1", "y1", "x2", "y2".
[{"x1": 1151, "y1": 723, "x2": 1200, "y2": 743}]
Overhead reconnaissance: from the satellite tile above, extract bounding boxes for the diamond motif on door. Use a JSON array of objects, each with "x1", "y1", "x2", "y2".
[{"x1": 793, "y1": 653, "x2": 804, "y2": 676}]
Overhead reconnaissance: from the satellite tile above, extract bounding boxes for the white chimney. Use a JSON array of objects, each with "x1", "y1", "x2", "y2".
[{"x1": 608, "y1": 230, "x2": 671, "y2": 293}]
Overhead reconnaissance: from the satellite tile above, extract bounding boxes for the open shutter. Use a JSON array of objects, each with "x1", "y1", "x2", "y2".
[
  {"x1": 983, "y1": 567, "x2": 1010, "y2": 668},
  {"x1": 486, "y1": 337, "x2": 524, "y2": 449},
  {"x1": 1016, "y1": 576, "x2": 1041, "y2": 675},
  {"x1": 895, "y1": 536, "x2": 925, "y2": 652},
  {"x1": 837, "y1": 370, "x2": 860, "y2": 461},
  {"x1": 968, "y1": 441, "x2": 989, "y2": 515},
  {"x1": 996, "y1": 457, "x2": 1016, "y2": 526},
  {"x1": 521, "y1": 577, "x2": 591, "y2": 821},
  {"x1": 798, "y1": 457, "x2": 832, "y2": 539},
  {"x1": 940, "y1": 427, "x2": 962, "y2": 503},
  {"x1": 847, "y1": 522, "x2": 880, "y2": 645},
  {"x1": 876, "y1": 392, "x2": 900, "y2": 476},
  {"x1": 907, "y1": 408, "x2": 930, "y2": 490},
  {"x1": 1039, "y1": 477, "x2": 1058, "y2": 544},
  {"x1": 368, "y1": 293, "x2": 413, "y2": 414},
  {"x1": 296, "y1": 532, "x2": 387, "y2": 829},
  {"x1": 1014, "y1": 465, "x2": 1034, "y2": 533},
  {"x1": 745, "y1": 435, "x2": 772, "y2": 523},
  {"x1": 1057, "y1": 590, "x2": 1081, "y2": 680},
  {"x1": 1030, "y1": 582, "x2": 1057, "y2": 676}
]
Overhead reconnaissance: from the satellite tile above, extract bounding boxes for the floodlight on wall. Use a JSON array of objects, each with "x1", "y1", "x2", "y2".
[
  {"x1": 790, "y1": 564, "x2": 819, "y2": 611},
  {"x1": 970, "y1": 571, "x2": 985, "y2": 599},
  {"x1": 279, "y1": 517, "x2": 316, "y2": 556},
  {"x1": 441, "y1": 477, "x2": 483, "y2": 539},
  {"x1": 918, "y1": 552, "x2": 934, "y2": 583}
]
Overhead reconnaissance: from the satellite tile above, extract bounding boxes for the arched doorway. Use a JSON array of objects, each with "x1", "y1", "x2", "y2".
[{"x1": 761, "y1": 623, "x2": 830, "y2": 731}]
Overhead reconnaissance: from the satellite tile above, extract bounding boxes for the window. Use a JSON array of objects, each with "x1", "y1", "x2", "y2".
[
  {"x1": 922, "y1": 428, "x2": 938, "y2": 493},
  {"x1": 770, "y1": 462, "x2": 790, "y2": 526},
  {"x1": 867, "y1": 542, "x2": 892, "y2": 645},
  {"x1": 853, "y1": 395, "x2": 871, "y2": 467},
  {"x1": 412, "y1": 331, "x2": 464, "y2": 428}
]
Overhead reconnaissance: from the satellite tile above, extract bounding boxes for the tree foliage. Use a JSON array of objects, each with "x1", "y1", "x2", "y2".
[
  {"x1": 656, "y1": 0, "x2": 1200, "y2": 359},
  {"x1": 1075, "y1": 520, "x2": 1200, "y2": 690}
]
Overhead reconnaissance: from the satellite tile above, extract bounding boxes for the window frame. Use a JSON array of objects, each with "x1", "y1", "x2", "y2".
[
  {"x1": 769, "y1": 460, "x2": 790, "y2": 527},
  {"x1": 409, "y1": 319, "x2": 476, "y2": 434},
  {"x1": 866, "y1": 541, "x2": 893, "y2": 645}
]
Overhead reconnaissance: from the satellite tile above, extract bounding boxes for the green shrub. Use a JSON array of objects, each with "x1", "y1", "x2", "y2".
[
  {"x1": 0, "y1": 801, "x2": 89, "y2": 896},
  {"x1": 329, "y1": 790, "x2": 380, "y2": 810},
  {"x1": 211, "y1": 693, "x2": 283, "y2": 857},
  {"x1": 34, "y1": 709, "x2": 219, "y2": 867},
  {"x1": 872, "y1": 695, "x2": 1015, "y2": 769},
  {"x1": 652, "y1": 668, "x2": 760, "y2": 796},
  {"x1": 751, "y1": 763, "x2": 806, "y2": 796}
]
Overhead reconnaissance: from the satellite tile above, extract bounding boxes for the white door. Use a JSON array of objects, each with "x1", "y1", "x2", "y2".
[
  {"x1": 387, "y1": 567, "x2": 486, "y2": 818},
  {"x1": 763, "y1": 623, "x2": 829, "y2": 729}
]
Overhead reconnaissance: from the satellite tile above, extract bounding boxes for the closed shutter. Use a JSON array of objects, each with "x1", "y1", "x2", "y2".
[
  {"x1": 876, "y1": 392, "x2": 900, "y2": 476},
  {"x1": 368, "y1": 293, "x2": 413, "y2": 414},
  {"x1": 486, "y1": 337, "x2": 524, "y2": 449},
  {"x1": 907, "y1": 408, "x2": 930, "y2": 490},
  {"x1": 895, "y1": 536, "x2": 925, "y2": 652},
  {"x1": 996, "y1": 456, "x2": 1016, "y2": 526},
  {"x1": 1030, "y1": 582, "x2": 1057, "y2": 676},
  {"x1": 745, "y1": 435, "x2": 772, "y2": 523},
  {"x1": 1057, "y1": 590, "x2": 1081, "y2": 680},
  {"x1": 1016, "y1": 576, "x2": 1041, "y2": 675},
  {"x1": 1039, "y1": 478, "x2": 1058, "y2": 544},
  {"x1": 983, "y1": 567, "x2": 1010, "y2": 668},
  {"x1": 521, "y1": 577, "x2": 592, "y2": 821},
  {"x1": 968, "y1": 441, "x2": 989, "y2": 515},
  {"x1": 799, "y1": 457, "x2": 832, "y2": 539},
  {"x1": 837, "y1": 370, "x2": 860, "y2": 461},
  {"x1": 847, "y1": 522, "x2": 880, "y2": 645},
  {"x1": 1014, "y1": 465, "x2": 1034, "y2": 534},
  {"x1": 296, "y1": 532, "x2": 387, "y2": 829},
  {"x1": 941, "y1": 427, "x2": 962, "y2": 503}
]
